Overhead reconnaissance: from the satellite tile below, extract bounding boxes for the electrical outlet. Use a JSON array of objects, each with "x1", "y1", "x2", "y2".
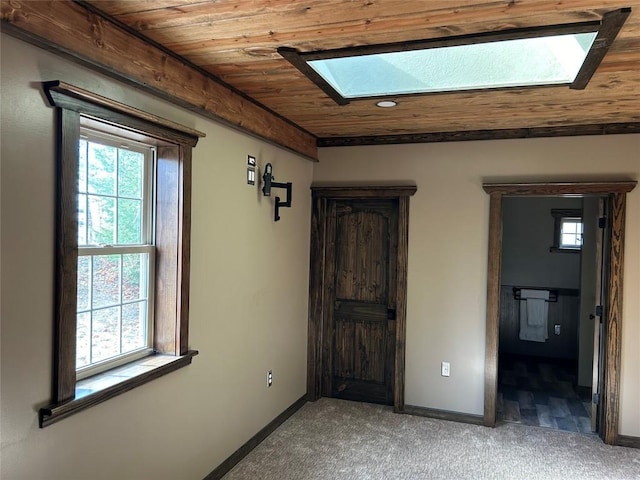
[
  {"x1": 555, "y1": 324, "x2": 561, "y2": 335},
  {"x1": 441, "y1": 361, "x2": 450, "y2": 377},
  {"x1": 267, "y1": 370, "x2": 273, "y2": 387}
]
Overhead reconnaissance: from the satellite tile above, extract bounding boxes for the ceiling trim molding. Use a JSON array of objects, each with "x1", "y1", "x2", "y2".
[
  {"x1": 317, "y1": 123, "x2": 640, "y2": 148},
  {"x1": 0, "y1": 0, "x2": 319, "y2": 161}
]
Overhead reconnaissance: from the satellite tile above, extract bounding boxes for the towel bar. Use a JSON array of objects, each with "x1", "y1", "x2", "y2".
[{"x1": 513, "y1": 287, "x2": 558, "y2": 302}]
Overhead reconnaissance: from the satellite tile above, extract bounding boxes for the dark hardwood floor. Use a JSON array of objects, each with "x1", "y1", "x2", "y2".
[{"x1": 497, "y1": 354, "x2": 593, "y2": 434}]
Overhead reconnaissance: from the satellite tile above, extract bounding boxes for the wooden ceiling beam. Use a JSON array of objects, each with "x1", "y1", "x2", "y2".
[{"x1": 0, "y1": 0, "x2": 319, "y2": 161}]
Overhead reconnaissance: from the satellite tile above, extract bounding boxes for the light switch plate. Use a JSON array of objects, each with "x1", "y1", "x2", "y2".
[{"x1": 247, "y1": 155, "x2": 256, "y2": 185}]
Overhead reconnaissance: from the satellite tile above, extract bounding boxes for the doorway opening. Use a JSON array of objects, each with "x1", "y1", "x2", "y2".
[
  {"x1": 497, "y1": 195, "x2": 601, "y2": 435},
  {"x1": 482, "y1": 181, "x2": 636, "y2": 445}
]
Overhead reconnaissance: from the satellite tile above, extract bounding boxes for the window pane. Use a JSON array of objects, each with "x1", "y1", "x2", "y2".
[
  {"x1": 92, "y1": 255, "x2": 121, "y2": 308},
  {"x1": 122, "y1": 253, "x2": 147, "y2": 301},
  {"x1": 77, "y1": 194, "x2": 87, "y2": 246},
  {"x1": 91, "y1": 306, "x2": 121, "y2": 363},
  {"x1": 88, "y1": 195, "x2": 116, "y2": 245},
  {"x1": 78, "y1": 139, "x2": 87, "y2": 193},
  {"x1": 117, "y1": 199, "x2": 142, "y2": 244},
  {"x1": 562, "y1": 221, "x2": 577, "y2": 234},
  {"x1": 87, "y1": 142, "x2": 116, "y2": 195},
  {"x1": 118, "y1": 150, "x2": 144, "y2": 198},
  {"x1": 562, "y1": 233, "x2": 577, "y2": 246},
  {"x1": 122, "y1": 302, "x2": 147, "y2": 353},
  {"x1": 77, "y1": 256, "x2": 91, "y2": 311},
  {"x1": 76, "y1": 312, "x2": 91, "y2": 368}
]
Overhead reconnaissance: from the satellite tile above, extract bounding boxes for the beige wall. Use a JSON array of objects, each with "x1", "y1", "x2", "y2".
[
  {"x1": 1, "y1": 34, "x2": 312, "y2": 480},
  {"x1": 314, "y1": 137, "x2": 640, "y2": 436}
]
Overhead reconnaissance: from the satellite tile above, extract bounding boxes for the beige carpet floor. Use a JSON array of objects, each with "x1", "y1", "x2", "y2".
[{"x1": 222, "y1": 398, "x2": 640, "y2": 480}]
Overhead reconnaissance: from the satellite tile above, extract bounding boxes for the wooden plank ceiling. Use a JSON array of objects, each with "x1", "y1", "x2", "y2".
[
  {"x1": 79, "y1": 0, "x2": 640, "y2": 145},
  {"x1": 3, "y1": 1, "x2": 639, "y2": 157}
]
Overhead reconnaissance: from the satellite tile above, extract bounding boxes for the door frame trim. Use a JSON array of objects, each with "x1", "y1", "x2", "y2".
[
  {"x1": 482, "y1": 181, "x2": 636, "y2": 444},
  {"x1": 307, "y1": 185, "x2": 417, "y2": 412}
]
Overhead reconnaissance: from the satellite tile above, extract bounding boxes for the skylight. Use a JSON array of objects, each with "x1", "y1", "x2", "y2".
[
  {"x1": 307, "y1": 33, "x2": 597, "y2": 99},
  {"x1": 279, "y1": 10, "x2": 631, "y2": 106}
]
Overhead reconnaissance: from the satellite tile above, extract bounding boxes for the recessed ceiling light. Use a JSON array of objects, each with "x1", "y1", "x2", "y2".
[{"x1": 376, "y1": 100, "x2": 397, "y2": 108}]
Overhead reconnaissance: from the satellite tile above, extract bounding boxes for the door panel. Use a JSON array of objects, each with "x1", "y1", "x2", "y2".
[
  {"x1": 335, "y1": 208, "x2": 388, "y2": 303},
  {"x1": 334, "y1": 302, "x2": 387, "y2": 381},
  {"x1": 326, "y1": 199, "x2": 398, "y2": 405},
  {"x1": 592, "y1": 197, "x2": 610, "y2": 433}
]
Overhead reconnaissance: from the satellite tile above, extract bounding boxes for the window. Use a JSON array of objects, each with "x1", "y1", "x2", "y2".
[
  {"x1": 550, "y1": 209, "x2": 583, "y2": 253},
  {"x1": 76, "y1": 130, "x2": 155, "y2": 379},
  {"x1": 306, "y1": 32, "x2": 596, "y2": 99},
  {"x1": 559, "y1": 217, "x2": 584, "y2": 249},
  {"x1": 279, "y1": 9, "x2": 629, "y2": 105},
  {"x1": 39, "y1": 81, "x2": 204, "y2": 427}
]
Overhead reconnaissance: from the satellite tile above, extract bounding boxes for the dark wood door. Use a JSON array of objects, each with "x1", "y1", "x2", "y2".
[{"x1": 323, "y1": 199, "x2": 398, "y2": 405}]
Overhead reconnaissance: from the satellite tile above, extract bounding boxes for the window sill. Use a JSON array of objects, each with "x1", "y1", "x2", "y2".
[
  {"x1": 39, "y1": 350, "x2": 198, "y2": 428},
  {"x1": 549, "y1": 247, "x2": 581, "y2": 254}
]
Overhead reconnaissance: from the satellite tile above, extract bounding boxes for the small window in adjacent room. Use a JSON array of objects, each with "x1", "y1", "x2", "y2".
[{"x1": 550, "y1": 209, "x2": 583, "y2": 252}]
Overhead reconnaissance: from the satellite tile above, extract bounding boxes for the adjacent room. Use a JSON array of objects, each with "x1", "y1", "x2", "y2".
[
  {"x1": 1, "y1": 2, "x2": 639, "y2": 479},
  {"x1": 497, "y1": 196, "x2": 597, "y2": 433}
]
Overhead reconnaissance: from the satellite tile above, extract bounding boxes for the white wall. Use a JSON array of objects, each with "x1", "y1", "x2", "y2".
[
  {"x1": 502, "y1": 196, "x2": 582, "y2": 289},
  {"x1": 314, "y1": 136, "x2": 640, "y2": 436},
  {"x1": 1, "y1": 34, "x2": 312, "y2": 480}
]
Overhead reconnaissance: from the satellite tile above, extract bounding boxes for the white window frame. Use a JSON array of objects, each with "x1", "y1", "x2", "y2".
[
  {"x1": 76, "y1": 128, "x2": 157, "y2": 379},
  {"x1": 559, "y1": 216, "x2": 584, "y2": 250},
  {"x1": 550, "y1": 208, "x2": 583, "y2": 253}
]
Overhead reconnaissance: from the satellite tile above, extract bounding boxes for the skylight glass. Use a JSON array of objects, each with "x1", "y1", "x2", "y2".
[{"x1": 307, "y1": 32, "x2": 597, "y2": 99}]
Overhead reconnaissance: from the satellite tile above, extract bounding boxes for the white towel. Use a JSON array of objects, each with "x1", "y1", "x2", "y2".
[
  {"x1": 522, "y1": 289, "x2": 549, "y2": 326},
  {"x1": 526, "y1": 298, "x2": 547, "y2": 326},
  {"x1": 520, "y1": 289, "x2": 550, "y2": 301},
  {"x1": 519, "y1": 289, "x2": 549, "y2": 342}
]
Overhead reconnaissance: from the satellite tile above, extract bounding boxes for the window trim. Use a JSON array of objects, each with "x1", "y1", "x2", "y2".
[
  {"x1": 550, "y1": 208, "x2": 583, "y2": 253},
  {"x1": 40, "y1": 81, "x2": 205, "y2": 427}
]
